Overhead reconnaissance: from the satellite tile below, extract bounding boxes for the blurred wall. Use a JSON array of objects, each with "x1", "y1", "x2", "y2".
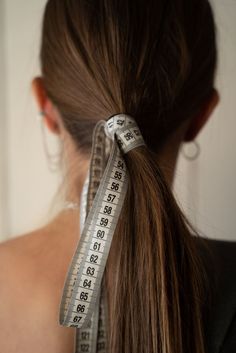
[
  {"x1": 0, "y1": 0, "x2": 235, "y2": 241},
  {"x1": 0, "y1": 0, "x2": 61, "y2": 240},
  {"x1": 0, "y1": 0, "x2": 9, "y2": 237}
]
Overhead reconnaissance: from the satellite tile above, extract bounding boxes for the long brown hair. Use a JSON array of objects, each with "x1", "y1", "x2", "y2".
[{"x1": 40, "y1": 1, "x2": 217, "y2": 352}]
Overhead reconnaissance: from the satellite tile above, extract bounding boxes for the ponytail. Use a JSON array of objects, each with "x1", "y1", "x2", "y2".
[
  {"x1": 105, "y1": 144, "x2": 208, "y2": 353},
  {"x1": 40, "y1": 1, "x2": 218, "y2": 352}
]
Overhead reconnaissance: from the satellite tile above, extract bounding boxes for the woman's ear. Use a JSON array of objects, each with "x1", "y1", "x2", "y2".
[
  {"x1": 31, "y1": 76, "x2": 61, "y2": 135},
  {"x1": 183, "y1": 88, "x2": 220, "y2": 142}
]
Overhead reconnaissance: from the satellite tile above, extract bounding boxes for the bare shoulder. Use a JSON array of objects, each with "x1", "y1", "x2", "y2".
[
  {"x1": 0, "y1": 226, "x2": 77, "y2": 353},
  {"x1": 0, "y1": 227, "x2": 65, "y2": 299},
  {"x1": 0, "y1": 230, "x2": 46, "y2": 304}
]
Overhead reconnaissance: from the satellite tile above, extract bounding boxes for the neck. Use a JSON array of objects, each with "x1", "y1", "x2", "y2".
[{"x1": 49, "y1": 138, "x2": 181, "y2": 234}]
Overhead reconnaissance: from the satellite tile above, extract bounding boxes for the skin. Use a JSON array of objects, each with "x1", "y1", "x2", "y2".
[{"x1": 0, "y1": 76, "x2": 219, "y2": 353}]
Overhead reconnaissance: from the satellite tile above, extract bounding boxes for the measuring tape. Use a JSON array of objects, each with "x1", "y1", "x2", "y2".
[{"x1": 59, "y1": 114, "x2": 146, "y2": 353}]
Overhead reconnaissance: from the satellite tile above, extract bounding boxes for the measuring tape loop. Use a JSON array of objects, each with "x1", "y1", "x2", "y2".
[
  {"x1": 59, "y1": 114, "x2": 146, "y2": 352},
  {"x1": 104, "y1": 114, "x2": 146, "y2": 154}
]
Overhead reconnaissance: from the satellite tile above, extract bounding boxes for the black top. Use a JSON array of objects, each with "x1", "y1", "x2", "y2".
[{"x1": 195, "y1": 236, "x2": 236, "y2": 353}]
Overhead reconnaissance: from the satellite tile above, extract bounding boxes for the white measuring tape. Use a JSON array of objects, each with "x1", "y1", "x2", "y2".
[{"x1": 59, "y1": 114, "x2": 146, "y2": 353}]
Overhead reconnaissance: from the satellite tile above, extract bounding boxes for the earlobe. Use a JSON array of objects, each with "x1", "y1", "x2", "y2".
[
  {"x1": 183, "y1": 88, "x2": 220, "y2": 142},
  {"x1": 43, "y1": 112, "x2": 61, "y2": 134}
]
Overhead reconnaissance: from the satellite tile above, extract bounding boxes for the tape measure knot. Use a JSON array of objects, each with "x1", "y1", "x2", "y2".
[{"x1": 104, "y1": 113, "x2": 146, "y2": 154}]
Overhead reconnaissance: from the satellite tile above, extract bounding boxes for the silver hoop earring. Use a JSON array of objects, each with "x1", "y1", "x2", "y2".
[
  {"x1": 181, "y1": 140, "x2": 200, "y2": 161},
  {"x1": 37, "y1": 111, "x2": 63, "y2": 172}
]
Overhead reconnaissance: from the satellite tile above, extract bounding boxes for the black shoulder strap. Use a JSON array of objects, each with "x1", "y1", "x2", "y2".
[{"x1": 195, "y1": 237, "x2": 236, "y2": 353}]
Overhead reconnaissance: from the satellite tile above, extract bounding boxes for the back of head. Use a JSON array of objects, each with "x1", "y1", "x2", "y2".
[{"x1": 40, "y1": 1, "x2": 217, "y2": 353}]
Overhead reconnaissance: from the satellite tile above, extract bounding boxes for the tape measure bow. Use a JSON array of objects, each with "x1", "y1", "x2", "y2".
[{"x1": 59, "y1": 114, "x2": 145, "y2": 351}]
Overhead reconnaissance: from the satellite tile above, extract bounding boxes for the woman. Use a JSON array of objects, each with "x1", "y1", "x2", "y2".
[{"x1": 0, "y1": 0, "x2": 235, "y2": 353}]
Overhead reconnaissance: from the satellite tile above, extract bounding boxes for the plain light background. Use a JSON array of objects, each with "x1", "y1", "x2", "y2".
[{"x1": 0, "y1": 0, "x2": 235, "y2": 241}]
